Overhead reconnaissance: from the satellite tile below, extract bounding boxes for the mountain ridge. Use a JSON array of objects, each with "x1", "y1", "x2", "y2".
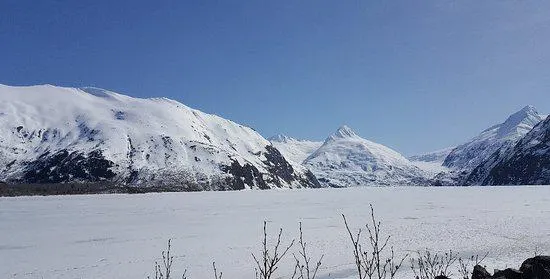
[
  {"x1": 466, "y1": 115, "x2": 550, "y2": 185},
  {"x1": 442, "y1": 105, "x2": 546, "y2": 171},
  {"x1": 0, "y1": 84, "x2": 321, "y2": 190},
  {"x1": 2, "y1": 83, "x2": 549, "y2": 189}
]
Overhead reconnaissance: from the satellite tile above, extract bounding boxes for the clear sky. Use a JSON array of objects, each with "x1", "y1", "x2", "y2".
[{"x1": 1, "y1": 1, "x2": 550, "y2": 156}]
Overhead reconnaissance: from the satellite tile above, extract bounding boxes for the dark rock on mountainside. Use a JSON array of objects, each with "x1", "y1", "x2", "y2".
[
  {"x1": 15, "y1": 144, "x2": 320, "y2": 192},
  {"x1": 22, "y1": 149, "x2": 116, "y2": 183},
  {"x1": 264, "y1": 145, "x2": 295, "y2": 183},
  {"x1": 263, "y1": 145, "x2": 321, "y2": 188},
  {"x1": 300, "y1": 169, "x2": 322, "y2": 188},
  {"x1": 221, "y1": 145, "x2": 321, "y2": 190},
  {"x1": 221, "y1": 160, "x2": 269, "y2": 190}
]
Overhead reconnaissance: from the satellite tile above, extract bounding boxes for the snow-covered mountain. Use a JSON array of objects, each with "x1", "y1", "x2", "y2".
[
  {"x1": 303, "y1": 126, "x2": 429, "y2": 187},
  {"x1": 442, "y1": 106, "x2": 546, "y2": 171},
  {"x1": 0, "y1": 84, "x2": 321, "y2": 190},
  {"x1": 269, "y1": 135, "x2": 322, "y2": 164},
  {"x1": 465, "y1": 115, "x2": 550, "y2": 185}
]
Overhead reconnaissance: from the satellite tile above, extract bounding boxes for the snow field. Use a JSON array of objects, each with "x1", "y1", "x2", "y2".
[{"x1": 1, "y1": 186, "x2": 550, "y2": 279}]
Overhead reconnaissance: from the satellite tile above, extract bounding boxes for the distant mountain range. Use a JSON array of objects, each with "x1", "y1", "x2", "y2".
[
  {"x1": 272, "y1": 126, "x2": 429, "y2": 187},
  {"x1": 1, "y1": 84, "x2": 549, "y2": 190},
  {"x1": 271, "y1": 106, "x2": 550, "y2": 187}
]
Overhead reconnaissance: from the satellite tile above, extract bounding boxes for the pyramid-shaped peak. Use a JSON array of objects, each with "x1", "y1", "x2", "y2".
[
  {"x1": 336, "y1": 125, "x2": 356, "y2": 136},
  {"x1": 503, "y1": 105, "x2": 541, "y2": 125},
  {"x1": 508, "y1": 105, "x2": 538, "y2": 119},
  {"x1": 520, "y1": 105, "x2": 537, "y2": 113},
  {"x1": 497, "y1": 105, "x2": 543, "y2": 139},
  {"x1": 326, "y1": 125, "x2": 359, "y2": 141}
]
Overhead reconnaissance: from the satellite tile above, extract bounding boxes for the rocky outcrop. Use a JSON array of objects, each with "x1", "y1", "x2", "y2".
[
  {"x1": 473, "y1": 265, "x2": 492, "y2": 279},
  {"x1": 520, "y1": 256, "x2": 550, "y2": 279},
  {"x1": 21, "y1": 150, "x2": 116, "y2": 183},
  {"x1": 469, "y1": 256, "x2": 550, "y2": 279}
]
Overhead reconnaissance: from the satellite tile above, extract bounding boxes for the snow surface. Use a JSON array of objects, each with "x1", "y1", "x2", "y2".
[
  {"x1": 409, "y1": 161, "x2": 450, "y2": 176},
  {"x1": 269, "y1": 135, "x2": 322, "y2": 164},
  {"x1": 2, "y1": 186, "x2": 549, "y2": 279},
  {"x1": 409, "y1": 147, "x2": 455, "y2": 164},
  {"x1": 409, "y1": 147, "x2": 454, "y2": 177}
]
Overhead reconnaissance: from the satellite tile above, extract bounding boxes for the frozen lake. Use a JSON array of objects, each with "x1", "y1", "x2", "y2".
[{"x1": 1, "y1": 186, "x2": 550, "y2": 279}]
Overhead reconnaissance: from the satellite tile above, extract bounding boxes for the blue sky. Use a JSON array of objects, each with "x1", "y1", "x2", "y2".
[{"x1": 1, "y1": 1, "x2": 550, "y2": 155}]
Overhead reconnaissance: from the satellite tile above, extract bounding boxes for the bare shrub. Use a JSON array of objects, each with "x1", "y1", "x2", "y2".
[
  {"x1": 291, "y1": 222, "x2": 324, "y2": 279},
  {"x1": 212, "y1": 262, "x2": 223, "y2": 279},
  {"x1": 252, "y1": 221, "x2": 295, "y2": 279},
  {"x1": 410, "y1": 249, "x2": 459, "y2": 279},
  {"x1": 342, "y1": 204, "x2": 408, "y2": 279},
  {"x1": 144, "y1": 215, "x2": 494, "y2": 279},
  {"x1": 148, "y1": 239, "x2": 188, "y2": 279},
  {"x1": 458, "y1": 252, "x2": 488, "y2": 279}
]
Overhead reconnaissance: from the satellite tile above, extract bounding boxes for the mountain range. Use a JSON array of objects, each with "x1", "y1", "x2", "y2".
[
  {"x1": 1, "y1": 84, "x2": 549, "y2": 190},
  {"x1": 0, "y1": 84, "x2": 320, "y2": 191},
  {"x1": 271, "y1": 106, "x2": 550, "y2": 187},
  {"x1": 272, "y1": 126, "x2": 429, "y2": 187}
]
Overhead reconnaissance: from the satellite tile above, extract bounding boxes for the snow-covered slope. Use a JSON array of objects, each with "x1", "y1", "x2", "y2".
[
  {"x1": 409, "y1": 147, "x2": 455, "y2": 164},
  {"x1": 303, "y1": 126, "x2": 429, "y2": 187},
  {"x1": 465, "y1": 115, "x2": 550, "y2": 185},
  {"x1": 409, "y1": 147, "x2": 453, "y2": 177},
  {"x1": 269, "y1": 135, "x2": 322, "y2": 164},
  {"x1": 0, "y1": 84, "x2": 321, "y2": 190},
  {"x1": 443, "y1": 106, "x2": 546, "y2": 171}
]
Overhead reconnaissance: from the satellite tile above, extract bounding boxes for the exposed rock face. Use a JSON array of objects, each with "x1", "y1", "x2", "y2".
[
  {"x1": 469, "y1": 256, "x2": 550, "y2": 279},
  {"x1": 493, "y1": 269, "x2": 523, "y2": 279},
  {"x1": 520, "y1": 256, "x2": 550, "y2": 279},
  {"x1": 21, "y1": 150, "x2": 116, "y2": 183},
  {"x1": 220, "y1": 146, "x2": 321, "y2": 190},
  {"x1": 0, "y1": 84, "x2": 320, "y2": 191},
  {"x1": 221, "y1": 160, "x2": 268, "y2": 190},
  {"x1": 263, "y1": 145, "x2": 297, "y2": 185},
  {"x1": 472, "y1": 265, "x2": 492, "y2": 279}
]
